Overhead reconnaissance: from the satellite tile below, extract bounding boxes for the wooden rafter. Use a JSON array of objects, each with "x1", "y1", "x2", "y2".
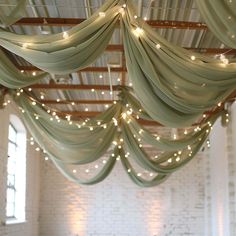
[
  {"x1": 38, "y1": 99, "x2": 115, "y2": 104},
  {"x1": 27, "y1": 84, "x2": 121, "y2": 90},
  {"x1": 14, "y1": 18, "x2": 208, "y2": 30}
]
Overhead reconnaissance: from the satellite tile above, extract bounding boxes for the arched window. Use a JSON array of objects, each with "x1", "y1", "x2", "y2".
[{"x1": 6, "y1": 115, "x2": 26, "y2": 223}]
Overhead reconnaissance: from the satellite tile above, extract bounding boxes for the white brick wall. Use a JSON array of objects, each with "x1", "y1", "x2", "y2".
[
  {"x1": 0, "y1": 99, "x2": 40, "y2": 236},
  {"x1": 39, "y1": 150, "x2": 206, "y2": 236},
  {"x1": 2, "y1": 99, "x2": 236, "y2": 236}
]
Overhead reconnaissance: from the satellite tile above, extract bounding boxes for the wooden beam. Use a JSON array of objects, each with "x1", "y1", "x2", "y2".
[
  {"x1": 38, "y1": 99, "x2": 115, "y2": 105},
  {"x1": 19, "y1": 66, "x2": 126, "y2": 72},
  {"x1": 14, "y1": 18, "x2": 208, "y2": 30},
  {"x1": 59, "y1": 111, "x2": 100, "y2": 117},
  {"x1": 27, "y1": 84, "x2": 121, "y2": 90}
]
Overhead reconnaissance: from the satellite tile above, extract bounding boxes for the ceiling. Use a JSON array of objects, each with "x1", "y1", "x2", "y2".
[{"x1": 1, "y1": 0, "x2": 236, "y2": 122}]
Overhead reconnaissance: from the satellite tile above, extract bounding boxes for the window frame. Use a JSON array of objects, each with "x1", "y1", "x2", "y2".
[{"x1": 6, "y1": 116, "x2": 27, "y2": 224}]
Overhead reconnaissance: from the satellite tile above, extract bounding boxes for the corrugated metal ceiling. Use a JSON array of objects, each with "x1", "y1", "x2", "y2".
[{"x1": 0, "y1": 0, "x2": 233, "y2": 115}]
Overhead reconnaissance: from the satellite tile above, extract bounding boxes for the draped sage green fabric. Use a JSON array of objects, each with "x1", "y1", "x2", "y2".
[
  {"x1": 1, "y1": 0, "x2": 235, "y2": 186},
  {"x1": 10, "y1": 89, "x2": 220, "y2": 187},
  {"x1": 0, "y1": 50, "x2": 47, "y2": 88},
  {"x1": 0, "y1": 0, "x2": 123, "y2": 74},
  {"x1": 196, "y1": 0, "x2": 236, "y2": 48},
  {"x1": 121, "y1": 1, "x2": 236, "y2": 127},
  {"x1": 0, "y1": 0, "x2": 27, "y2": 27}
]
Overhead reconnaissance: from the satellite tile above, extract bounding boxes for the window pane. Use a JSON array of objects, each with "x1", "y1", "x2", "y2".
[
  {"x1": 8, "y1": 125, "x2": 17, "y2": 143},
  {"x1": 7, "y1": 160, "x2": 16, "y2": 175},
  {"x1": 7, "y1": 175, "x2": 15, "y2": 188},
  {"x1": 6, "y1": 202, "x2": 15, "y2": 218},
  {"x1": 7, "y1": 188, "x2": 15, "y2": 204},
  {"x1": 8, "y1": 142, "x2": 16, "y2": 159}
]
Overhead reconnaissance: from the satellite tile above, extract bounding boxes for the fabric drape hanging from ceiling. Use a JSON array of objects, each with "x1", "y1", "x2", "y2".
[
  {"x1": 0, "y1": 0, "x2": 27, "y2": 27},
  {"x1": 0, "y1": 0, "x2": 123, "y2": 74},
  {"x1": 121, "y1": 1, "x2": 236, "y2": 127},
  {"x1": 196, "y1": 0, "x2": 236, "y2": 48},
  {"x1": 10, "y1": 89, "x2": 220, "y2": 187},
  {"x1": 0, "y1": 50, "x2": 47, "y2": 88}
]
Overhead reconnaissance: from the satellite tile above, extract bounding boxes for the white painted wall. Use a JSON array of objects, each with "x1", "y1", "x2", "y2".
[
  {"x1": 1, "y1": 100, "x2": 236, "y2": 236},
  {"x1": 0, "y1": 99, "x2": 40, "y2": 236},
  {"x1": 39, "y1": 150, "x2": 207, "y2": 236}
]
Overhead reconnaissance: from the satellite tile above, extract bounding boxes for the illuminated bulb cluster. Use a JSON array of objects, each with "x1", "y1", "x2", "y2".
[
  {"x1": 62, "y1": 31, "x2": 69, "y2": 39},
  {"x1": 219, "y1": 54, "x2": 229, "y2": 65},
  {"x1": 206, "y1": 140, "x2": 210, "y2": 148},
  {"x1": 133, "y1": 27, "x2": 144, "y2": 37}
]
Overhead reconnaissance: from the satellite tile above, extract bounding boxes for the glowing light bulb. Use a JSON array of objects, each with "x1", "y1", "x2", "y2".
[
  {"x1": 99, "y1": 12, "x2": 106, "y2": 17},
  {"x1": 63, "y1": 31, "x2": 69, "y2": 39},
  {"x1": 191, "y1": 55, "x2": 196, "y2": 60},
  {"x1": 122, "y1": 113, "x2": 127, "y2": 119},
  {"x1": 133, "y1": 27, "x2": 144, "y2": 37}
]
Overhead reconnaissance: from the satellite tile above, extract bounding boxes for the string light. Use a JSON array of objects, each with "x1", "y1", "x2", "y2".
[
  {"x1": 99, "y1": 12, "x2": 106, "y2": 17},
  {"x1": 62, "y1": 31, "x2": 69, "y2": 39},
  {"x1": 156, "y1": 43, "x2": 161, "y2": 49},
  {"x1": 133, "y1": 27, "x2": 144, "y2": 37},
  {"x1": 191, "y1": 55, "x2": 196, "y2": 61},
  {"x1": 22, "y1": 43, "x2": 30, "y2": 49},
  {"x1": 176, "y1": 157, "x2": 181, "y2": 162},
  {"x1": 28, "y1": 88, "x2": 32, "y2": 91},
  {"x1": 122, "y1": 112, "x2": 127, "y2": 120}
]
